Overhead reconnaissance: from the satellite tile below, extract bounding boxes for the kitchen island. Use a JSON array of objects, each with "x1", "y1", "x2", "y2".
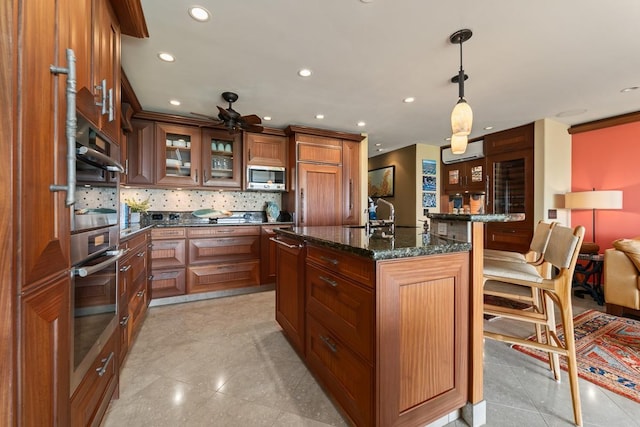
[
  {"x1": 275, "y1": 214, "x2": 524, "y2": 427},
  {"x1": 274, "y1": 225, "x2": 471, "y2": 427}
]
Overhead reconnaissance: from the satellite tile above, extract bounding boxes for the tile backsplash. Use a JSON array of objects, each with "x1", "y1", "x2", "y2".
[{"x1": 119, "y1": 188, "x2": 283, "y2": 212}]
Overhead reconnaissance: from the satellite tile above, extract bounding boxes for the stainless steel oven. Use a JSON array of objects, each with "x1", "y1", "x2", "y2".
[{"x1": 70, "y1": 225, "x2": 123, "y2": 393}]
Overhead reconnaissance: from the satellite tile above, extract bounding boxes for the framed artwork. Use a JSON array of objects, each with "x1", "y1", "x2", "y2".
[
  {"x1": 422, "y1": 159, "x2": 437, "y2": 175},
  {"x1": 422, "y1": 192, "x2": 437, "y2": 208},
  {"x1": 422, "y1": 175, "x2": 436, "y2": 191},
  {"x1": 368, "y1": 165, "x2": 395, "y2": 197}
]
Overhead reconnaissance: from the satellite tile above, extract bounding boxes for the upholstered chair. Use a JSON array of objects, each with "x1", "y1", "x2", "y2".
[{"x1": 604, "y1": 237, "x2": 640, "y2": 317}]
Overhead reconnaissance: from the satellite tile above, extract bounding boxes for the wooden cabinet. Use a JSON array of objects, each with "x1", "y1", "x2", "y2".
[
  {"x1": 155, "y1": 123, "x2": 202, "y2": 186},
  {"x1": 124, "y1": 119, "x2": 154, "y2": 185},
  {"x1": 244, "y1": 132, "x2": 287, "y2": 167},
  {"x1": 297, "y1": 163, "x2": 343, "y2": 226},
  {"x1": 442, "y1": 157, "x2": 486, "y2": 194},
  {"x1": 117, "y1": 231, "x2": 150, "y2": 367},
  {"x1": 342, "y1": 140, "x2": 361, "y2": 225},
  {"x1": 201, "y1": 128, "x2": 242, "y2": 189},
  {"x1": 150, "y1": 228, "x2": 186, "y2": 298},
  {"x1": 186, "y1": 226, "x2": 261, "y2": 293},
  {"x1": 260, "y1": 225, "x2": 278, "y2": 284},
  {"x1": 484, "y1": 123, "x2": 535, "y2": 253},
  {"x1": 274, "y1": 234, "x2": 306, "y2": 356},
  {"x1": 284, "y1": 126, "x2": 364, "y2": 226},
  {"x1": 70, "y1": 330, "x2": 117, "y2": 427}
]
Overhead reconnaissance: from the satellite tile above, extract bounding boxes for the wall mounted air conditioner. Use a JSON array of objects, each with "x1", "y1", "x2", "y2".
[{"x1": 441, "y1": 140, "x2": 484, "y2": 164}]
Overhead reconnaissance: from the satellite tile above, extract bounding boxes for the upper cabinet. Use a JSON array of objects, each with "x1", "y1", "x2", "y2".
[
  {"x1": 442, "y1": 157, "x2": 486, "y2": 194},
  {"x1": 202, "y1": 128, "x2": 242, "y2": 189},
  {"x1": 125, "y1": 119, "x2": 154, "y2": 185},
  {"x1": 244, "y1": 132, "x2": 287, "y2": 167},
  {"x1": 72, "y1": 0, "x2": 121, "y2": 144},
  {"x1": 155, "y1": 123, "x2": 202, "y2": 186}
]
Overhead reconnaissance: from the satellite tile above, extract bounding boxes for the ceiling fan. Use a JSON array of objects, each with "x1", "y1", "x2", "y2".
[{"x1": 192, "y1": 91, "x2": 263, "y2": 133}]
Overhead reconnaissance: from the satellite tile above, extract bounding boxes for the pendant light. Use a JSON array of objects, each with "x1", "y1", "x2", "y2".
[
  {"x1": 450, "y1": 134, "x2": 468, "y2": 154},
  {"x1": 450, "y1": 29, "x2": 473, "y2": 147}
]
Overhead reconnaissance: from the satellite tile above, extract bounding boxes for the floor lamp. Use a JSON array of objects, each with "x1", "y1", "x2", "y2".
[{"x1": 565, "y1": 188, "x2": 623, "y2": 253}]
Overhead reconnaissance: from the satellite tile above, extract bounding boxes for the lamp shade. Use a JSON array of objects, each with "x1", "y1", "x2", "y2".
[
  {"x1": 565, "y1": 190, "x2": 623, "y2": 210},
  {"x1": 451, "y1": 100, "x2": 473, "y2": 136},
  {"x1": 450, "y1": 134, "x2": 468, "y2": 154}
]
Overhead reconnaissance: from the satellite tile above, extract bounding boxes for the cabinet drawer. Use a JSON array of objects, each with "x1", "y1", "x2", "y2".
[
  {"x1": 187, "y1": 260, "x2": 260, "y2": 293},
  {"x1": 151, "y1": 227, "x2": 186, "y2": 239},
  {"x1": 485, "y1": 224, "x2": 532, "y2": 253},
  {"x1": 150, "y1": 268, "x2": 186, "y2": 299},
  {"x1": 307, "y1": 245, "x2": 374, "y2": 287},
  {"x1": 188, "y1": 235, "x2": 260, "y2": 264},
  {"x1": 306, "y1": 316, "x2": 372, "y2": 427},
  {"x1": 128, "y1": 248, "x2": 147, "y2": 297},
  {"x1": 187, "y1": 225, "x2": 260, "y2": 238},
  {"x1": 119, "y1": 231, "x2": 147, "y2": 252},
  {"x1": 150, "y1": 238, "x2": 186, "y2": 268},
  {"x1": 70, "y1": 331, "x2": 117, "y2": 427},
  {"x1": 128, "y1": 281, "x2": 147, "y2": 340},
  {"x1": 306, "y1": 264, "x2": 373, "y2": 361}
]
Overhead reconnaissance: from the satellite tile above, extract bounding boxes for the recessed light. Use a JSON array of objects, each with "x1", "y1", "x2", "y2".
[
  {"x1": 444, "y1": 137, "x2": 451, "y2": 141},
  {"x1": 298, "y1": 68, "x2": 312, "y2": 77},
  {"x1": 377, "y1": 148, "x2": 384, "y2": 152},
  {"x1": 158, "y1": 52, "x2": 175, "y2": 62},
  {"x1": 360, "y1": 0, "x2": 374, "y2": 3},
  {"x1": 357, "y1": 121, "x2": 366, "y2": 127},
  {"x1": 403, "y1": 97, "x2": 415, "y2": 103},
  {"x1": 169, "y1": 99, "x2": 181, "y2": 106},
  {"x1": 556, "y1": 109, "x2": 587, "y2": 118},
  {"x1": 621, "y1": 86, "x2": 639, "y2": 93},
  {"x1": 484, "y1": 126, "x2": 494, "y2": 130},
  {"x1": 188, "y1": 6, "x2": 210, "y2": 22},
  {"x1": 375, "y1": 143, "x2": 382, "y2": 146},
  {"x1": 263, "y1": 116, "x2": 272, "y2": 121},
  {"x1": 315, "y1": 114, "x2": 324, "y2": 119}
]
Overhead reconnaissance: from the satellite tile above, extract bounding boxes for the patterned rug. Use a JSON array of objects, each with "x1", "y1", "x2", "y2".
[
  {"x1": 513, "y1": 310, "x2": 640, "y2": 403},
  {"x1": 483, "y1": 295, "x2": 531, "y2": 321}
]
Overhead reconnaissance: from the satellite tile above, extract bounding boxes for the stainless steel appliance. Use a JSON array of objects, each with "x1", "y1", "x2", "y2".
[
  {"x1": 246, "y1": 165, "x2": 285, "y2": 191},
  {"x1": 72, "y1": 114, "x2": 124, "y2": 232}
]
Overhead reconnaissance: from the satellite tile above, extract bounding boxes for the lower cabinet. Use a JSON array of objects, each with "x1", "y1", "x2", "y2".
[
  {"x1": 70, "y1": 331, "x2": 118, "y2": 427},
  {"x1": 188, "y1": 260, "x2": 260, "y2": 293},
  {"x1": 150, "y1": 228, "x2": 187, "y2": 298},
  {"x1": 260, "y1": 225, "x2": 278, "y2": 284},
  {"x1": 276, "y1": 240, "x2": 470, "y2": 427},
  {"x1": 274, "y1": 234, "x2": 306, "y2": 356}
]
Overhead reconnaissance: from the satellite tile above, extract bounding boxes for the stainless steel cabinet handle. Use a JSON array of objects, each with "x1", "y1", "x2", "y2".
[
  {"x1": 195, "y1": 168, "x2": 198, "y2": 183},
  {"x1": 95, "y1": 79, "x2": 107, "y2": 115},
  {"x1": 148, "y1": 275, "x2": 154, "y2": 281},
  {"x1": 107, "y1": 87, "x2": 114, "y2": 122},
  {"x1": 137, "y1": 251, "x2": 145, "y2": 257},
  {"x1": 137, "y1": 289, "x2": 145, "y2": 298},
  {"x1": 120, "y1": 315, "x2": 130, "y2": 327},
  {"x1": 300, "y1": 188, "x2": 304, "y2": 223},
  {"x1": 270, "y1": 237, "x2": 302, "y2": 249},
  {"x1": 96, "y1": 352, "x2": 114, "y2": 377},
  {"x1": 349, "y1": 178, "x2": 353, "y2": 210},
  {"x1": 49, "y1": 48, "x2": 77, "y2": 206},
  {"x1": 319, "y1": 275, "x2": 338, "y2": 287},
  {"x1": 320, "y1": 335, "x2": 337, "y2": 353},
  {"x1": 319, "y1": 256, "x2": 338, "y2": 265},
  {"x1": 76, "y1": 249, "x2": 126, "y2": 277},
  {"x1": 119, "y1": 264, "x2": 131, "y2": 272}
]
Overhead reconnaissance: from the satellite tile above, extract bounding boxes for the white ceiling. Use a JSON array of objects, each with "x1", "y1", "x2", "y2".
[{"x1": 121, "y1": 0, "x2": 640, "y2": 158}]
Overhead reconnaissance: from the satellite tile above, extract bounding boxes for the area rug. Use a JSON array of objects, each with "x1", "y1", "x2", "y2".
[
  {"x1": 513, "y1": 309, "x2": 640, "y2": 403},
  {"x1": 483, "y1": 295, "x2": 531, "y2": 321}
]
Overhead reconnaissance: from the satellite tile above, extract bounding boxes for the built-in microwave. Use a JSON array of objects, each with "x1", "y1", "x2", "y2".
[{"x1": 246, "y1": 165, "x2": 286, "y2": 191}]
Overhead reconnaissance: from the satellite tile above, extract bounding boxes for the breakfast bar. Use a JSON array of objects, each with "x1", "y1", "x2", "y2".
[{"x1": 274, "y1": 213, "x2": 524, "y2": 427}]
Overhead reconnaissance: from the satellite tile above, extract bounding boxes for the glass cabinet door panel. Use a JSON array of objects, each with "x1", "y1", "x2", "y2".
[
  {"x1": 201, "y1": 128, "x2": 241, "y2": 189},
  {"x1": 155, "y1": 123, "x2": 201, "y2": 186}
]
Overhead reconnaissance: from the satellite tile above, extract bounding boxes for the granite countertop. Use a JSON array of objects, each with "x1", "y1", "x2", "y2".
[
  {"x1": 427, "y1": 213, "x2": 526, "y2": 222},
  {"x1": 275, "y1": 226, "x2": 471, "y2": 261},
  {"x1": 153, "y1": 221, "x2": 294, "y2": 228},
  {"x1": 120, "y1": 224, "x2": 154, "y2": 240}
]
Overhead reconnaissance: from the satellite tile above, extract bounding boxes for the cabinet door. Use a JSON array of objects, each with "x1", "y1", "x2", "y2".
[
  {"x1": 342, "y1": 140, "x2": 361, "y2": 225},
  {"x1": 244, "y1": 132, "x2": 287, "y2": 167},
  {"x1": 442, "y1": 162, "x2": 463, "y2": 193},
  {"x1": 298, "y1": 163, "x2": 342, "y2": 226},
  {"x1": 66, "y1": 0, "x2": 96, "y2": 124},
  {"x1": 260, "y1": 226, "x2": 277, "y2": 284},
  {"x1": 187, "y1": 260, "x2": 260, "y2": 294},
  {"x1": 274, "y1": 236, "x2": 306, "y2": 355},
  {"x1": 20, "y1": 0, "x2": 71, "y2": 288},
  {"x1": 485, "y1": 148, "x2": 534, "y2": 252},
  {"x1": 125, "y1": 119, "x2": 154, "y2": 184},
  {"x1": 465, "y1": 158, "x2": 486, "y2": 192},
  {"x1": 150, "y1": 268, "x2": 186, "y2": 299},
  {"x1": 201, "y1": 128, "x2": 241, "y2": 189},
  {"x1": 93, "y1": 0, "x2": 120, "y2": 143},
  {"x1": 156, "y1": 123, "x2": 201, "y2": 186},
  {"x1": 21, "y1": 276, "x2": 71, "y2": 426}
]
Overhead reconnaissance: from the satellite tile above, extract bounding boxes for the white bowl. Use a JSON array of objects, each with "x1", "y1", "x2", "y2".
[
  {"x1": 166, "y1": 159, "x2": 182, "y2": 167},
  {"x1": 173, "y1": 139, "x2": 187, "y2": 148},
  {"x1": 183, "y1": 162, "x2": 191, "y2": 168},
  {"x1": 166, "y1": 139, "x2": 172, "y2": 147}
]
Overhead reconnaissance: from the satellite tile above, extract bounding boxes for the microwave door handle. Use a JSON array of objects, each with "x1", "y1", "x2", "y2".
[
  {"x1": 74, "y1": 249, "x2": 126, "y2": 277},
  {"x1": 76, "y1": 146, "x2": 125, "y2": 173}
]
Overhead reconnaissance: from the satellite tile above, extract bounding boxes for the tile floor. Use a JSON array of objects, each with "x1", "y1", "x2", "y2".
[{"x1": 102, "y1": 290, "x2": 640, "y2": 427}]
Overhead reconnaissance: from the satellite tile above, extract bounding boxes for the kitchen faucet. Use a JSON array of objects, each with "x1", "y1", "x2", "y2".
[{"x1": 375, "y1": 198, "x2": 395, "y2": 222}]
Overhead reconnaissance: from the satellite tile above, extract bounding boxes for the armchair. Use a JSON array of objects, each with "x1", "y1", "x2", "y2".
[{"x1": 604, "y1": 237, "x2": 640, "y2": 317}]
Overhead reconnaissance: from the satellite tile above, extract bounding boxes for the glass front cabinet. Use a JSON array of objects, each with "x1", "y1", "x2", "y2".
[{"x1": 155, "y1": 123, "x2": 241, "y2": 189}]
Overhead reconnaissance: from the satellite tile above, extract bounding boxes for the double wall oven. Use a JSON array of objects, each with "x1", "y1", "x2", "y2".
[{"x1": 70, "y1": 114, "x2": 125, "y2": 392}]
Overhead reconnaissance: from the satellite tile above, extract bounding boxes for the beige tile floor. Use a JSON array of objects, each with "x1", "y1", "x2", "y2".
[{"x1": 102, "y1": 290, "x2": 640, "y2": 427}]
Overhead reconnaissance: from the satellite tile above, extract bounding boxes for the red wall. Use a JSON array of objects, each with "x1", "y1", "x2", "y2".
[{"x1": 571, "y1": 121, "x2": 640, "y2": 251}]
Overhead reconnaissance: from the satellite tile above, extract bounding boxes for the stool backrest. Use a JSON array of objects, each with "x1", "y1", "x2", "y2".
[{"x1": 545, "y1": 225, "x2": 585, "y2": 271}]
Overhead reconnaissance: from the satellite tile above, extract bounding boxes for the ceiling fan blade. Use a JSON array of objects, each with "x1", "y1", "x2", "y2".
[
  {"x1": 240, "y1": 114, "x2": 262, "y2": 125},
  {"x1": 241, "y1": 123, "x2": 264, "y2": 133},
  {"x1": 191, "y1": 111, "x2": 222, "y2": 122}
]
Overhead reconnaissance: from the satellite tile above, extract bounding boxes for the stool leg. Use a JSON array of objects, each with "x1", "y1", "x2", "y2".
[{"x1": 558, "y1": 291, "x2": 583, "y2": 427}]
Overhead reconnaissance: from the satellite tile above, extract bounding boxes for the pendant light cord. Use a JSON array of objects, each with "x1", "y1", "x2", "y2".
[{"x1": 458, "y1": 40, "x2": 465, "y2": 99}]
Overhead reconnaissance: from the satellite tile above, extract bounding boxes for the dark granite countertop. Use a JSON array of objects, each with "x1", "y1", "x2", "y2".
[
  {"x1": 120, "y1": 224, "x2": 154, "y2": 241},
  {"x1": 153, "y1": 221, "x2": 294, "y2": 228},
  {"x1": 275, "y1": 226, "x2": 471, "y2": 261},
  {"x1": 427, "y1": 213, "x2": 526, "y2": 222}
]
